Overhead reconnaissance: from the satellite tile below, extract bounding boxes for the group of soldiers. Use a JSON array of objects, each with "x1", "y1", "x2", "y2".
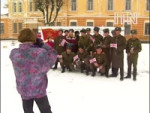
[{"x1": 49, "y1": 26, "x2": 142, "y2": 81}]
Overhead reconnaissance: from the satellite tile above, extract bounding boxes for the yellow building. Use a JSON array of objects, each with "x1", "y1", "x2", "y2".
[{"x1": 1, "y1": 0, "x2": 150, "y2": 41}]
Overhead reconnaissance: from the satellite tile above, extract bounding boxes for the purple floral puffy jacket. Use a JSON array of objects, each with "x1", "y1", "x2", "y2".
[{"x1": 10, "y1": 43, "x2": 57, "y2": 100}]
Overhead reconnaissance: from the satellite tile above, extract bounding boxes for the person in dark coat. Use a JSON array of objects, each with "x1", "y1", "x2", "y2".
[
  {"x1": 64, "y1": 30, "x2": 69, "y2": 38},
  {"x1": 89, "y1": 27, "x2": 103, "y2": 53},
  {"x1": 60, "y1": 45, "x2": 75, "y2": 73},
  {"x1": 75, "y1": 31, "x2": 80, "y2": 41},
  {"x1": 74, "y1": 46, "x2": 89, "y2": 73},
  {"x1": 78, "y1": 29, "x2": 91, "y2": 52},
  {"x1": 111, "y1": 30, "x2": 116, "y2": 37},
  {"x1": 90, "y1": 46, "x2": 107, "y2": 77},
  {"x1": 110, "y1": 27, "x2": 126, "y2": 81},
  {"x1": 53, "y1": 29, "x2": 65, "y2": 69},
  {"x1": 125, "y1": 30, "x2": 142, "y2": 81},
  {"x1": 65, "y1": 29, "x2": 78, "y2": 53},
  {"x1": 86, "y1": 28, "x2": 93, "y2": 37},
  {"x1": 102, "y1": 28, "x2": 112, "y2": 77}
]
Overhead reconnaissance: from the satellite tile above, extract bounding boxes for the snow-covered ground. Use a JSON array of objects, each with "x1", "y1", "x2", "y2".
[{"x1": 1, "y1": 40, "x2": 149, "y2": 113}]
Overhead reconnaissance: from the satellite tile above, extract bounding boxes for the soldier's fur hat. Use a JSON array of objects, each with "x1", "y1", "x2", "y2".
[
  {"x1": 94, "y1": 27, "x2": 100, "y2": 32},
  {"x1": 115, "y1": 27, "x2": 121, "y2": 31},
  {"x1": 86, "y1": 28, "x2": 91, "y2": 31},
  {"x1": 96, "y1": 44, "x2": 102, "y2": 49},
  {"x1": 80, "y1": 29, "x2": 86, "y2": 33},
  {"x1": 103, "y1": 28, "x2": 109, "y2": 33}
]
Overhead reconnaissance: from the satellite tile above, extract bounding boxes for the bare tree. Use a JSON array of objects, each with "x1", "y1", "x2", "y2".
[{"x1": 34, "y1": 0, "x2": 63, "y2": 26}]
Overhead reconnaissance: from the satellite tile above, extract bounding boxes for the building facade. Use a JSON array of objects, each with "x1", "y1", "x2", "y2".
[{"x1": 0, "y1": 0, "x2": 150, "y2": 41}]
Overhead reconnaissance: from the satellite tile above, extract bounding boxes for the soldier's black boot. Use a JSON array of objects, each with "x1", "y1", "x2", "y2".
[
  {"x1": 53, "y1": 61, "x2": 58, "y2": 70},
  {"x1": 133, "y1": 76, "x2": 136, "y2": 81},
  {"x1": 133, "y1": 68, "x2": 137, "y2": 81},
  {"x1": 92, "y1": 69, "x2": 96, "y2": 77},
  {"x1": 61, "y1": 67, "x2": 65, "y2": 73},
  {"x1": 110, "y1": 68, "x2": 118, "y2": 77},
  {"x1": 120, "y1": 68, "x2": 124, "y2": 81},
  {"x1": 105, "y1": 68, "x2": 109, "y2": 78},
  {"x1": 81, "y1": 66, "x2": 84, "y2": 73},
  {"x1": 86, "y1": 70, "x2": 89, "y2": 75},
  {"x1": 125, "y1": 67, "x2": 131, "y2": 78}
]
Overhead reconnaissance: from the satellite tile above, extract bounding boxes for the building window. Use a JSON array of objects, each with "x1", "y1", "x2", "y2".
[
  {"x1": 145, "y1": 23, "x2": 150, "y2": 35},
  {"x1": 87, "y1": 0, "x2": 93, "y2": 11},
  {"x1": 87, "y1": 22, "x2": 94, "y2": 26},
  {"x1": 34, "y1": 3, "x2": 38, "y2": 11},
  {"x1": 29, "y1": 0, "x2": 33, "y2": 11},
  {"x1": 106, "y1": 22, "x2": 114, "y2": 27},
  {"x1": 13, "y1": 23, "x2": 17, "y2": 33},
  {"x1": 18, "y1": 2, "x2": 22, "y2": 12},
  {"x1": 146, "y1": 0, "x2": 150, "y2": 11},
  {"x1": 13, "y1": 2, "x2": 17, "y2": 12},
  {"x1": 124, "y1": 22, "x2": 131, "y2": 35},
  {"x1": 57, "y1": 22, "x2": 61, "y2": 26},
  {"x1": 70, "y1": 22, "x2": 77, "y2": 26},
  {"x1": 125, "y1": 0, "x2": 131, "y2": 10},
  {"x1": 71, "y1": 0, "x2": 77, "y2": 11},
  {"x1": 18, "y1": 23, "x2": 22, "y2": 32},
  {"x1": 0, "y1": 23, "x2": 4, "y2": 34},
  {"x1": 108, "y1": 0, "x2": 113, "y2": 10}
]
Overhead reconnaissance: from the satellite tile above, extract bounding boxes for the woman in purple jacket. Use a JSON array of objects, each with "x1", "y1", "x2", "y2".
[{"x1": 10, "y1": 28, "x2": 57, "y2": 113}]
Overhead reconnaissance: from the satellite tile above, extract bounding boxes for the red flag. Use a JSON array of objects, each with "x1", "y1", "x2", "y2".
[{"x1": 42, "y1": 29, "x2": 59, "y2": 40}]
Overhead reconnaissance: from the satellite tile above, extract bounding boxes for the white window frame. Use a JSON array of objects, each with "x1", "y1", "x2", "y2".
[
  {"x1": 71, "y1": 0, "x2": 77, "y2": 11},
  {"x1": 29, "y1": 0, "x2": 33, "y2": 12},
  {"x1": 107, "y1": 0, "x2": 114, "y2": 11},
  {"x1": 12, "y1": 2, "x2": 17, "y2": 13},
  {"x1": 125, "y1": 0, "x2": 132, "y2": 11},
  {"x1": 70, "y1": 20, "x2": 78, "y2": 26},
  {"x1": 87, "y1": 0, "x2": 94, "y2": 11},
  {"x1": 18, "y1": 23, "x2": 23, "y2": 32},
  {"x1": 13, "y1": 23, "x2": 18, "y2": 34},
  {"x1": 86, "y1": 20, "x2": 94, "y2": 26},
  {"x1": 146, "y1": 0, "x2": 150, "y2": 11},
  {"x1": 144, "y1": 21, "x2": 150, "y2": 36},
  {"x1": 18, "y1": 2, "x2": 22, "y2": 12},
  {"x1": 106, "y1": 20, "x2": 114, "y2": 27},
  {"x1": 0, "y1": 22, "x2": 4, "y2": 34}
]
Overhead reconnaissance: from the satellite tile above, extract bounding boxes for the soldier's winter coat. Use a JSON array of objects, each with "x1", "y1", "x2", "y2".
[
  {"x1": 54, "y1": 36, "x2": 65, "y2": 54},
  {"x1": 111, "y1": 35, "x2": 126, "y2": 68}
]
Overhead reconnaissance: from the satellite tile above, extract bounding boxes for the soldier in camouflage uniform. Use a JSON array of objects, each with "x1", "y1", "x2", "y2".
[
  {"x1": 110, "y1": 27, "x2": 126, "y2": 81},
  {"x1": 90, "y1": 46, "x2": 107, "y2": 77},
  {"x1": 60, "y1": 46, "x2": 75, "y2": 73},
  {"x1": 78, "y1": 29, "x2": 91, "y2": 52},
  {"x1": 74, "y1": 46, "x2": 89, "y2": 73},
  {"x1": 53, "y1": 29, "x2": 65, "y2": 69},
  {"x1": 102, "y1": 28, "x2": 112, "y2": 77},
  {"x1": 125, "y1": 30, "x2": 142, "y2": 81}
]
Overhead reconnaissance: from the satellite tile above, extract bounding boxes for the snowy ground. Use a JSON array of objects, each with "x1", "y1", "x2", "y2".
[{"x1": 1, "y1": 40, "x2": 149, "y2": 113}]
